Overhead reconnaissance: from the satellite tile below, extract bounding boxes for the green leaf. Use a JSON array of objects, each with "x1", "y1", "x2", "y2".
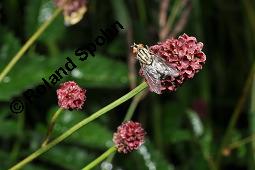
[
  {"x1": 48, "y1": 108, "x2": 113, "y2": 149},
  {"x1": 41, "y1": 145, "x2": 94, "y2": 169},
  {"x1": 0, "y1": 120, "x2": 18, "y2": 138},
  {"x1": 0, "y1": 53, "x2": 63, "y2": 101},
  {"x1": 24, "y1": 0, "x2": 43, "y2": 37},
  {"x1": 0, "y1": 50, "x2": 128, "y2": 100},
  {"x1": 24, "y1": 164, "x2": 48, "y2": 170},
  {"x1": 162, "y1": 102, "x2": 192, "y2": 143},
  {"x1": 73, "y1": 53, "x2": 129, "y2": 88},
  {"x1": 111, "y1": 0, "x2": 130, "y2": 30},
  {"x1": 0, "y1": 150, "x2": 12, "y2": 169},
  {"x1": 129, "y1": 141, "x2": 174, "y2": 170},
  {"x1": 25, "y1": 0, "x2": 65, "y2": 42},
  {"x1": 0, "y1": 28, "x2": 21, "y2": 68}
]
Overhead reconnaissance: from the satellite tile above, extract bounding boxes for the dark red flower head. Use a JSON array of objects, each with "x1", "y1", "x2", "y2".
[
  {"x1": 139, "y1": 33, "x2": 206, "y2": 92},
  {"x1": 54, "y1": 0, "x2": 87, "y2": 25},
  {"x1": 113, "y1": 121, "x2": 145, "y2": 153},
  {"x1": 57, "y1": 81, "x2": 86, "y2": 110}
]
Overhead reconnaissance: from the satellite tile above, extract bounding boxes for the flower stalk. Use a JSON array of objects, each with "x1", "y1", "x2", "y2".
[
  {"x1": 124, "y1": 90, "x2": 146, "y2": 121},
  {"x1": 102, "y1": 91, "x2": 147, "y2": 169},
  {"x1": 82, "y1": 146, "x2": 117, "y2": 170},
  {"x1": 84, "y1": 120, "x2": 145, "y2": 169},
  {"x1": 41, "y1": 108, "x2": 63, "y2": 147},
  {"x1": 216, "y1": 63, "x2": 255, "y2": 165},
  {"x1": 0, "y1": 8, "x2": 62, "y2": 83},
  {"x1": 9, "y1": 82, "x2": 147, "y2": 170}
]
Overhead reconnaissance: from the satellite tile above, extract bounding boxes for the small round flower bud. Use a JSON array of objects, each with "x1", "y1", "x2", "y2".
[
  {"x1": 113, "y1": 121, "x2": 145, "y2": 153},
  {"x1": 57, "y1": 81, "x2": 86, "y2": 109},
  {"x1": 148, "y1": 33, "x2": 206, "y2": 92},
  {"x1": 54, "y1": 0, "x2": 87, "y2": 25}
]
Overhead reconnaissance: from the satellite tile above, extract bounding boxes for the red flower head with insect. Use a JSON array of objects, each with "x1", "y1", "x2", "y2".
[{"x1": 132, "y1": 34, "x2": 206, "y2": 94}]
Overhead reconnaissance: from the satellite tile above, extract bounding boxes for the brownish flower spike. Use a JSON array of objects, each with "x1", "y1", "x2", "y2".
[
  {"x1": 57, "y1": 81, "x2": 86, "y2": 109},
  {"x1": 113, "y1": 121, "x2": 145, "y2": 153},
  {"x1": 54, "y1": 0, "x2": 87, "y2": 25}
]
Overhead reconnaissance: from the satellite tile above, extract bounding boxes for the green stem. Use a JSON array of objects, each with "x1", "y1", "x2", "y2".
[
  {"x1": 9, "y1": 82, "x2": 148, "y2": 170},
  {"x1": 41, "y1": 108, "x2": 63, "y2": 147},
  {"x1": 82, "y1": 147, "x2": 117, "y2": 170},
  {"x1": 251, "y1": 67, "x2": 255, "y2": 164},
  {"x1": 216, "y1": 63, "x2": 255, "y2": 165},
  {"x1": 152, "y1": 96, "x2": 163, "y2": 151},
  {"x1": 0, "y1": 8, "x2": 62, "y2": 83},
  {"x1": 103, "y1": 90, "x2": 147, "y2": 168},
  {"x1": 9, "y1": 112, "x2": 25, "y2": 164},
  {"x1": 227, "y1": 134, "x2": 255, "y2": 151},
  {"x1": 167, "y1": 0, "x2": 183, "y2": 30},
  {"x1": 124, "y1": 91, "x2": 146, "y2": 121},
  {"x1": 199, "y1": 141, "x2": 218, "y2": 170}
]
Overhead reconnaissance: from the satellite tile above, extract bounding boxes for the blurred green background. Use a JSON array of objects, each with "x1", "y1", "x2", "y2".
[{"x1": 0, "y1": 0, "x2": 255, "y2": 169}]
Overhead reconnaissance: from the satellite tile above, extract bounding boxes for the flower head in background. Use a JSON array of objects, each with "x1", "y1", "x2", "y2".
[
  {"x1": 57, "y1": 81, "x2": 86, "y2": 109},
  {"x1": 133, "y1": 34, "x2": 206, "y2": 94},
  {"x1": 54, "y1": 0, "x2": 87, "y2": 25},
  {"x1": 113, "y1": 121, "x2": 145, "y2": 153}
]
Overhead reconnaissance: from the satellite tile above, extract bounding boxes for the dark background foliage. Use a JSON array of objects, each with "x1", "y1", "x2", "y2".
[{"x1": 0, "y1": 0, "x2": 255, "y2": 169}]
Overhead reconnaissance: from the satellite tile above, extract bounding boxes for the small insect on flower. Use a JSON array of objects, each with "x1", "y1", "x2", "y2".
[{"x1": 132, "y1": 43, "x2": 179, "y2": 94}]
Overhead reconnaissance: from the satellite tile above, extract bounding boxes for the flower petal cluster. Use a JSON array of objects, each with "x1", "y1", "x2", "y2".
[
  {"x1": 148, "y1": 33, "x2": 206, "y2": 91},
  {"x1": 57, "y1": 81, "x2": 86, "y2": 109},
  {"x1": 54, "y1": 0, "x2": 87, "y2": 25},
  {"x1": 113, "y1": 121, "x2": 145, "y2": 153}
]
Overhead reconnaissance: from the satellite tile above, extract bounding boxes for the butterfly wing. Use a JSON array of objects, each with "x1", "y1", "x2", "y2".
[{"x1": 142, "y1": 65, "x2": 162, "y2": 94}]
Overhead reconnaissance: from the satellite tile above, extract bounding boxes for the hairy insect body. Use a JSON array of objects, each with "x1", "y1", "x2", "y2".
[{"x1": 132, "y1": 43, "x2": 179, "y2": 94}]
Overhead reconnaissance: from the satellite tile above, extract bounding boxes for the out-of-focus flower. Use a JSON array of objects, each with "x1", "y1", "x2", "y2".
[
  {"x1": 192, "y1": 98, "x2": 208, "y2": 118},
  {"x1": 113, "y1": 121, "x2": 145, "y2": 153},
  {"x1": 54, "y1": 0, "x2": 87, "y2": 25},
  {"x1": 57, "y1": 81, "x2": 86, "y2": 109},
  {"x1": 137, "y1": 33, "x2": 206, "y2": 93}
]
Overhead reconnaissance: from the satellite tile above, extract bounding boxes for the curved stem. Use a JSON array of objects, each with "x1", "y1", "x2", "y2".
[
  {"x1": 82, "y1": 147, "x2": 117, "y2": 170},
  {"x1": 216, "y1": 63, "x2": 255, "y2": 165},
  {"x1": 124, "y1": 90, "x2": 146, "y2": 121},
  {"x1": 9, "y1": 82, "x2": 148, "y2": 170},
  {"x1": 41, "y1": 108, "x2": 63, "y2": 147},
  {"x1": 0, "y1": 8, "x2": 62, "y2": 83},
  {"x1": 226, "y1": 134, "x2": 255, "y2": 151},
  {"x1": 102, "y1": 90, "x2": 147, "y2": 169}
]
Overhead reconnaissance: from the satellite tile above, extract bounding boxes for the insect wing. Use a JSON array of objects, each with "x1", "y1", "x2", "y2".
[
  {"x1": 142, "y1": 66, "x2": 162, "y2": 94},
  {"x1": 153, "y1": 55, "x2": 179, "y2": 77}
]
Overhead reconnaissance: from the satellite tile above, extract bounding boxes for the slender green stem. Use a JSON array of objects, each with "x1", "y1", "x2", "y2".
[
  {"x1": 9, "y1": 82, "x2": 148, "y2": 170},
  {"x1": 82, "y1": 147, "x2": 117, "y2": 170},
  {"x1": 152, "y1": 96, "x2": 163, "y2": 151},
  {"x1": 103, "y1": 90, "x2": 147, "y2": 168},
  {"x1": 250, "y1": 67, "x2": 255, "y2": 163},
  {"x1": 226, "y1": 134, "x2": 255, "y2": 151},
  {"x1": 216, "y1": 63, "x2": 255, "y2": 165},
  {"x1": 167, "y1": 0, "x2": 183, "y2": 30},
  {"x1": 199, "y1": 142, "x2": 218, "y2": 170},
  {"x1": 0, "y1": 8, "x2": 62, "y2": 83},
  {"x1": 41, "y1": 108, "x2": 63, "y2": 147},
  {"x1": 124, "y1": 90, "x2": 146, "y2": 121},
  {"x1": 10, "y1": 112, "x2": 25, "y2": 164}
]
